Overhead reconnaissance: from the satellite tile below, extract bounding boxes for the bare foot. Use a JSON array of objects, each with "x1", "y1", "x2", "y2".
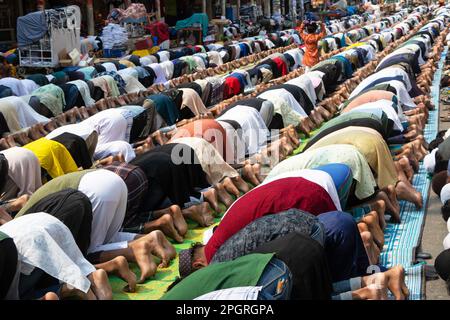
[
  {"x1": 281, "y1": 125, "x2": 300, "y2": 147},
  {"x1": 214, "y1": 183, "x2": 234, "y2": 208},
  {"x1": 368, "y1": 199, "x2": 387, "y2": 228},
  {"x1": 383, "y1": 185, "x2": 401, "y2": 213},
  {"x1": 153, "y1": 205, "x2": 188, "y2": 237},
  {"x1": 362, "y1": 265, "x2": 409, "y2": 300},
  {"x1": 95, "y1": 256, "x2": 137, "y2": 293},
  {"x1": 79, "y1": 107, "x2": 90, "y2": 119},
  {"x1": 279, "y1": 136, "x2": 294, "y2": 156},
  {"x1": 142, "y1": 230, "x2": 177, "y2": 268},
  {"x1": 230, "y1": 176, "x2": 250, "y2": 193},
  {"x1": 395, "y1": 180, "x2": 423, "y2": 209},
  {"x1": 144, "y1": 214, "x2": 184, "y2": 243},
  {"x1": 128, "y1": 239, "x2": 158, "y2": 283},
  {"x1": 98, "y1": 156, "x2": 115, "y2": 166},
  {"x1": 60, "y1": 285, "x2": 95, "y2": 300},
  {"x1": 374, "y1": 191, "x2": 399, "y2": 224},
  {"x1": 242, "y1": 163, "x2": 261, "y2": 186},
  {"x1": 251, "y1": 163, "x2": 265, "y2": 184},
  {"x1": 203, "y1": 188, "x2": 221, "y2": 213},
  {"x1": 182, "y1": 202, "x2": 215, "y2": 227},
  {"x1": 360, "y1": 212, "x2": 385, "y2": 250},
  {"x1": 309, "y1": 110, "x2": 324, "y2": 127},
  {"x1": 221, "y1": 177, "x2": 242, "y2": 197},
  {"x1": 352, "y1": 284, "x2": 388, "y2": 300},
  {"x1": 88, "y1": 269, "x2": 113, "y2": 300},
  {"x1": 360, "y1": 231, "x2": 380, "y2": 265},
  {"x1": 297, "y1": 117, "x2": 311, "y2": 136},
  {"x1": 397, "y1": 157, "x2": 415, "y2": 182},
  {"x1": 0, "y1": 208, "x2": 12, "y2": 226}
]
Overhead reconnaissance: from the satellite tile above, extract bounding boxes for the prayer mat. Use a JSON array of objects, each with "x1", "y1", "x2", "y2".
[
  {"x1": 380, "y1": 47, "x2": 448, "y2": 300},
  {"x1": 110, "y1": 206, "x2": 225, "y2": 300}
]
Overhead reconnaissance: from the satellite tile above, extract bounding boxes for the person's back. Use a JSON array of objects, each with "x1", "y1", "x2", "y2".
[{"x1": 298, "y1": 21, "x2": 326, "y2": 68}]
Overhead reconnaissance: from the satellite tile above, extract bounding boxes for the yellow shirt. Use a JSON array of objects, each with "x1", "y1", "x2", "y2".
[{"x1": 24, "y1": 138, "x2": 78, "y2": 180}]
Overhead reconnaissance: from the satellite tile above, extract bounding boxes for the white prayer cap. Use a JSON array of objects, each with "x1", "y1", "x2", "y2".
[
  {"x1": 440, "y1": 183, "x2": 450, "y2": 205},
  {"x1": 424, "y1": 148, "x2": 438, "y2": 174}
]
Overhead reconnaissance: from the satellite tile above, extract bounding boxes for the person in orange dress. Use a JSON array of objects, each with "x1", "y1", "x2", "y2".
[{"x1": 297, "y1": 20, "x2": 327, "y2": 68}]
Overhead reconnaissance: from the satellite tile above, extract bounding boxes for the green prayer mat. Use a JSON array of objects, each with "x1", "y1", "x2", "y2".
[{"x1": 110, "y1": 207, "x2": 225, "y2": 300}]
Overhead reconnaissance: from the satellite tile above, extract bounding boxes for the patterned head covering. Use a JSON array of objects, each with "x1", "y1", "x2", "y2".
[{"x1": 178, "y1": 247, "x2": 195, "y2": 278}]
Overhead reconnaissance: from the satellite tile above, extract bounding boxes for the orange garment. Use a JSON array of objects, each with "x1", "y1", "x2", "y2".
[
  {"x1": 170, "y1": 119, "x2": 228, "y2": 160},
  {"x1": 298, "y1": 23, "x2": 326, "y2": 67}
]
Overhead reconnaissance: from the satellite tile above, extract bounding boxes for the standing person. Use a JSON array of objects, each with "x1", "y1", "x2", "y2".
[{"x1": 297, "y1": 20, "x2": 327, "y2": 69}]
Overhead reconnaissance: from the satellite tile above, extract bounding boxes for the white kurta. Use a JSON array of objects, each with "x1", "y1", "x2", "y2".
[
  {"x1": 286, "y1": 75, "x2": 318, "y2": 104},
  {"x1": 82, "y1": 108, "x2": 131, "y2": 145},
  {"x1": 217, "y1": 106, "x2": 270, "y2": 158},
  {"x1": 258, "y1": 89, "x2": 308, "y2": 116},
  {"x1": 78, "y1": 169, "x2": 136, "y2": 254},
  {"x1": 2, "y1": 96, "x2": 50, "y2": 129},
  {"x1": 0, "y1": 213, "x2": 96, "y2": 293},
  {"x1": 350, "y1": 67, "x2": 413, "y2": 99}
]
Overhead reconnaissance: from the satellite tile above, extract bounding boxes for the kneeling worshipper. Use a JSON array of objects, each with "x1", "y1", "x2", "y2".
[
  {"x1": 143, "y1": 94, "x2": 179, "y2": 127},
  {"x1": 77, "y1": 108, "x2": 134, "y2": 146},
  {"x1": 166, "y1": 121, "x2": 269, "y2": 186},
  {"x1": 265, "y1": 145, "x2": 401, "y2": 222},
  {"x1": 349, "y1": 67, "x2": 424, "y2": 101},
  {"x1": 46, "y1": 108, "x2": 137, "y2": 163},
  {"x1": 0, "y1": 78, "x2": 32, "y2": 97},
  {"x1": 182, "y1": 174, "x2": 339, "y2": 265},
  {"x1": 118, "y1": 105, "x2": 163, "y2": 143},
  {"x1": 49, "y1": 132, "x2": 94, "y2": 170},
  {"x1": 15, "y1": 169, "x2": 177, "y2": 283},
  {"x1": 218, "y1": 98, "x2": 276, "y2": 129},
  {"x1": 168, "y1": 119, "x2": 228, "y2": 159},
  {"x1": 163, "y1": 252, "x2": 294, "y2": 300},
  {"x1": 130, "y1": 143, "x2": 228, "y2": 228},
  {"x1": 23, "y1": 138, "x2": 79, "y2": 182},
  {"x1": 101, "y1": 161, "x2": 187, "y2": 242},
  {"x1": 305, "y1": 96, "x2": 429, "y2": 172},
  {"x1": 259, "y1": 82, "x2": 319, "y2": 117},
  {"x1": 178, "y1": 88, "x2": 209, "y2": 120},
  {"x1": 182, "y1": 167, "x2": 384, "y2": 274},
  {"x1": 0, "y1": 96, "x2": 50, "y2": 135},
  {"x1": 340, "y1": 90, "x2": 428, "y2": 137},
  {"x1": 166, "y1": 137, "x2": 250, "y2": 208},
  {"x1": 256, "y1": 87, "x2": 317, "y2": 133},
  {"x1": 303, "y1": 126, "x2": 423, "y2": 209},
  {"x1": 31, "y1": 84, "x2": 66, "y2": 117},
  {"x1": 166, "y1": 232, "x2": 409, "y2": 300},
  {"x1": 0, "y1": 147, "x2": 42, "y2": 203},
  {"x1": 208, "y1": 209, "x2": 371, "y2": 283},
  {"x1": 216, "y1": 105, "x2": 270, "y2": 163},
  {"x1": 0, "y1": 213, "x2": 113, "y2": 300},
  {"x1": 342, "y1": 85, "x2": 429, "y2": 119}
]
